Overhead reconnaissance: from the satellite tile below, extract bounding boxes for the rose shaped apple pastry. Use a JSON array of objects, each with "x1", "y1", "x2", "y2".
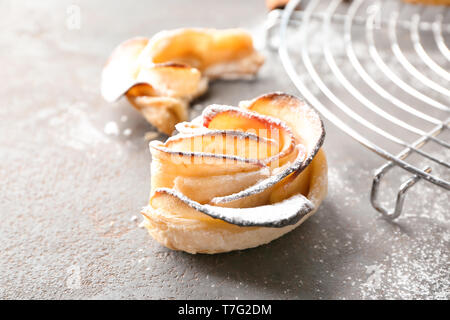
[
  {"x1": 141, "y1": 93, "x2": 327, "y2": 254},
  {"x1": 101, "y1": 29, "x2": 264, "y2": 135}
]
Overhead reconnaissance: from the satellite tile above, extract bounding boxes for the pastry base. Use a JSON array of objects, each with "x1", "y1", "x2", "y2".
[{"x1": 141, "y1": 149, "x2": 328, "y2": 254}]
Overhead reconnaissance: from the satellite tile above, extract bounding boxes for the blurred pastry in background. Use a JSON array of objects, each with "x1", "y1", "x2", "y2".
[
  {"x1": 101, "y1": 28, "x2": 264, "y2": 135},
  {"x1": 266, "y1": 0, "x2": 291, "y2": 10}
]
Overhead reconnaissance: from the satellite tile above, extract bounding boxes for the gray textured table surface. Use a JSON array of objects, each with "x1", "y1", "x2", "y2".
[{"x1": 0, "y1": 0, "x2": 448, "y2": 299}]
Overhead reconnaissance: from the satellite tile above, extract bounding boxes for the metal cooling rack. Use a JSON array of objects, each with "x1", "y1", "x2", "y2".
[{"x1": 265, "y1": 0, "x2": 449, "y2": 220}]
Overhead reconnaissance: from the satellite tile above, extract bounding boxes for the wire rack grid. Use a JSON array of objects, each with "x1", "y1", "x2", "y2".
[{"x1": 266, "y1": 0, "x2": 449, "y2": 219}]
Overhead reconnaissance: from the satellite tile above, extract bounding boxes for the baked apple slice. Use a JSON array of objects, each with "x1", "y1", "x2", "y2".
[
  {"x1": 126, "y1": 95, "x2": 189, "y2": 136},
  {"x1": 145, "y1": 28, "x2": 265, "y2": 79},
  {"x1": 145, "y1": 188, "x2": 314, "y2": 227},
  {"x1": 149, "y1": 141, "x2": 268, "y2": 204},
  {"x1": 142, "y1": 92, "x2": 327, "y2": 254},
  {"x1": 150, "y1": 140, "x2": 265, "y2": 177},
  {"x1": 202, "y1": 105, "x2": 296, "y2": 166},
  {"x1": 101, "y1": 37, "x2": 149, "y2": 103},
  {"x1": 101, "y1": 38, "x2": 208, "y2": 103},
  {"x1": 240, "y1": 92, "x2": 325, "y2": 167},
  {"x1": 165, "y1": 131, "x2": 279, "y2": 160}
]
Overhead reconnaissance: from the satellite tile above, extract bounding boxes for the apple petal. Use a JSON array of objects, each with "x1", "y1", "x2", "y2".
[
  {"x1": 134, "y1": 62, "x2": 207, "y2": 99},
  {"x1": 165, "y1": 131, "x2": 279, "y2": 161},
  {"x1": 240, "y1": 92, "x2": 325, "y2": 168},
  {"x1": 101, "y1": 37, "x2": 149, "y2": 102},
  {"x1": 202, "y1": 105, "x2": 296, "y2": 165},
  {"x1": 148, "y1": 188, "x2": 314, "y2": 228},
  {"x1": 172, "y1": 168, "x2": 270, "y2": 204},
  {"x1": 126, "y1": 95, "x2": 188, "y2": 135},
  {"x1": 146, "y1": 28, "x2": 264, "y2": 76},
  {"x1": 149, "y1": 140, "x2": 265, "y2": 177},
  {"x1": 210, "y1": 145, "x2": 306, "y2": 207}
]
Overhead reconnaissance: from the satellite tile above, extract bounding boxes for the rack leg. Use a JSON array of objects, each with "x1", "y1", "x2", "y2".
[{"x1": 370, "y1": 163, "x2": 432, "y2": 220}]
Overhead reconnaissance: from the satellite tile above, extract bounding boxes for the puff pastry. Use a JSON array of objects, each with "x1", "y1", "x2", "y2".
[
  {"x1": 101, "y1": 29, "x2": 264, "y2": 135},
  {"x1": 141, "y1": 92, "x2": 327, "y2": 254}
]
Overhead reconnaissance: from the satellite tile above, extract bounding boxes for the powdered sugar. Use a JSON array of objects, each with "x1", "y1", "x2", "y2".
[
  {"x1": 211, "y1": 145, "x2": 306, "y2": 204},
  {"x1": 149, "y1": 188, "x2": 314, "y2": 228}
]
